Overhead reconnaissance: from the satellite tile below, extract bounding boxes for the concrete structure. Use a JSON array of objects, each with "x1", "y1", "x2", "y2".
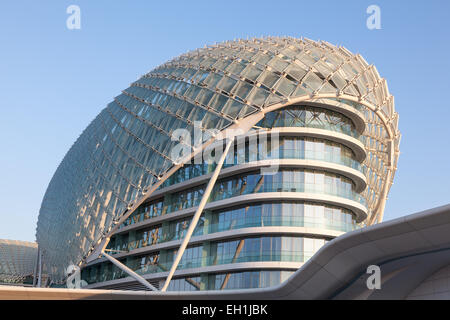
[
  {"x1": 36, "y1": 37, "x2": 400, "y2": 292},
  {"x1": 3, "y1": 204, "x2": 450, "y2": 299}
]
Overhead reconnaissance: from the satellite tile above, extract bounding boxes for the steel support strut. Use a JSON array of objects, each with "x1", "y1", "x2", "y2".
[
  {"x1": 32, "y1": 247, "x2": 39, "y2": 287},
  {"x1": 161, "y1": 138, "x2": 234, "y2": 292},
  {"x1": 37, "y1": 249, "x2": 42, "y2": 288},
  {"x1": 102, "y1": 249, "x2": 158, "y2": 291}
]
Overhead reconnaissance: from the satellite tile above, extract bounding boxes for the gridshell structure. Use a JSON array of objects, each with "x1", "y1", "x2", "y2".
[
  {"x1": 0, "y1": 239, "x2": 38, "y2": 284},
  {"x1": 37, "y1": 37, "x2": 400, "y2": 284}
]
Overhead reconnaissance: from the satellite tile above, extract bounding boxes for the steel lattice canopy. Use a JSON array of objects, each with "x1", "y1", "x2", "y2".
[
  {"x1": 0, "y1": 239, "x2": 38, "y2": 283},
  {"x1": 37, "y1": 37, "x2": 400, "y2": 282}
]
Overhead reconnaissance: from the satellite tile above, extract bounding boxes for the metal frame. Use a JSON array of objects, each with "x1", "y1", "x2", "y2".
[{"x1": 37, "y1": 249, "x2": 42, "y2": 288}]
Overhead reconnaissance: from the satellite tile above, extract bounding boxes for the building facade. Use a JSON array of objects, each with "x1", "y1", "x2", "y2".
[
  {"x1": 36, "y1": 37, "x2": 400, "y2": 291},
  {"x1": 0, "y1": 240, "x2": 38, "y2": 286}
]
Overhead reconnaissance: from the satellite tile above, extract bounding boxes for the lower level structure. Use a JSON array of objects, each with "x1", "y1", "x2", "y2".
[{"x1": 4, "y1": 204, "x2": 449, "y2": 299}]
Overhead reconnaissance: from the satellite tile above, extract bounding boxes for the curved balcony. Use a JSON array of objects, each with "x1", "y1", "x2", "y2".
[
  {"x1": 163, "y1": 148, "x2": 365, "y2": 191},
  {"x1": 108, "y1": 200, "x2": 357, "y2": 255},
  {"x1": 84, "y1": 235, "x2": 328, "y2": 285},
  {"x1": 256, "y1": 104, "x2": 365, "y2": 143}
]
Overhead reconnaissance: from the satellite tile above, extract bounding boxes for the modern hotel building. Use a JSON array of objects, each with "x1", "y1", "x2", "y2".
[{"x1": 36, "y1": 37, "x2": 400, "y2": 292}]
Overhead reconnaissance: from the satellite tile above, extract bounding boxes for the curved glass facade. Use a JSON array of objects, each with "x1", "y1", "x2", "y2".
[
  {"x1": 120, "y1": 201, "x2": 356, "y2": 234},
  {"x1": 158, "y1": 169, "x2": 364, "y2": 215},
  {"x1": 166, "y1": 270, "x2": 294, "y2": 291},
  {"x1": 105, "y1": 201, "x2": 355, "y2": 254},
  {"x1": 163, "y1": 236, "x2": 328, "y2": 269},
  {"x1": 37, "y1": 37, "x2": 400, "y2": 288},
  {"x1": 208, "y1": 169, "x2": 363, "y2": 204},
  {"x1": 256, "y1": 105, "x2": 363, "y2": 141},
  {"x1": 81, "y1": 100, "x2": 366, "y2": 290},
  {"x1": 79, "y1": 100, "x2": 380, "y2": 291},
  {"x1": 211, "y1": 202, "x2": 356, "y2": 233},
  {"x1": 83, "y1": 267, "x2": 294, "y2": 291},
  {"x1": 83, "y1": 236, "x2": 326, "y2": 285},
  {"x1": 161, "y1": 136, "x2": 363, "y2": 189},
  {"x1": 114, "y1": 167, "x2": 364, "y2": 230}
]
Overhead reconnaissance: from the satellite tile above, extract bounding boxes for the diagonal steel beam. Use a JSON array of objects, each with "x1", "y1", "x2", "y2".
[
  {"x1": 161, "y1": 138, "x2": 234, "y2": 292},
  {"x1": 101, "y1": 250, "x2": 158, "y2": 291},
  {"x1": 37, "y1": 249, "x2": 42, "y2": 288}
]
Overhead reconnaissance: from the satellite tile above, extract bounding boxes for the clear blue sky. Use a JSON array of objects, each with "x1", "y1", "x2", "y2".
[{"x1": 0, "y1": 0, "x2": 449, "y2": 242}]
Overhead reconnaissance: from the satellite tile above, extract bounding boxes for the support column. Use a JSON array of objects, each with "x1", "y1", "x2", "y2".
[
  {"x1": 202, "y1": 210, "x2": 213, "y2": 234},
  {"x1": 37, "y1": 249, "x2": 42, "y2": 288},
  {"x1": 32, "y1": 247, "x2": 39, "y2": 287},
  {"x1": 376, "y1": 169, "x2": 393, "y2": 223}
]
